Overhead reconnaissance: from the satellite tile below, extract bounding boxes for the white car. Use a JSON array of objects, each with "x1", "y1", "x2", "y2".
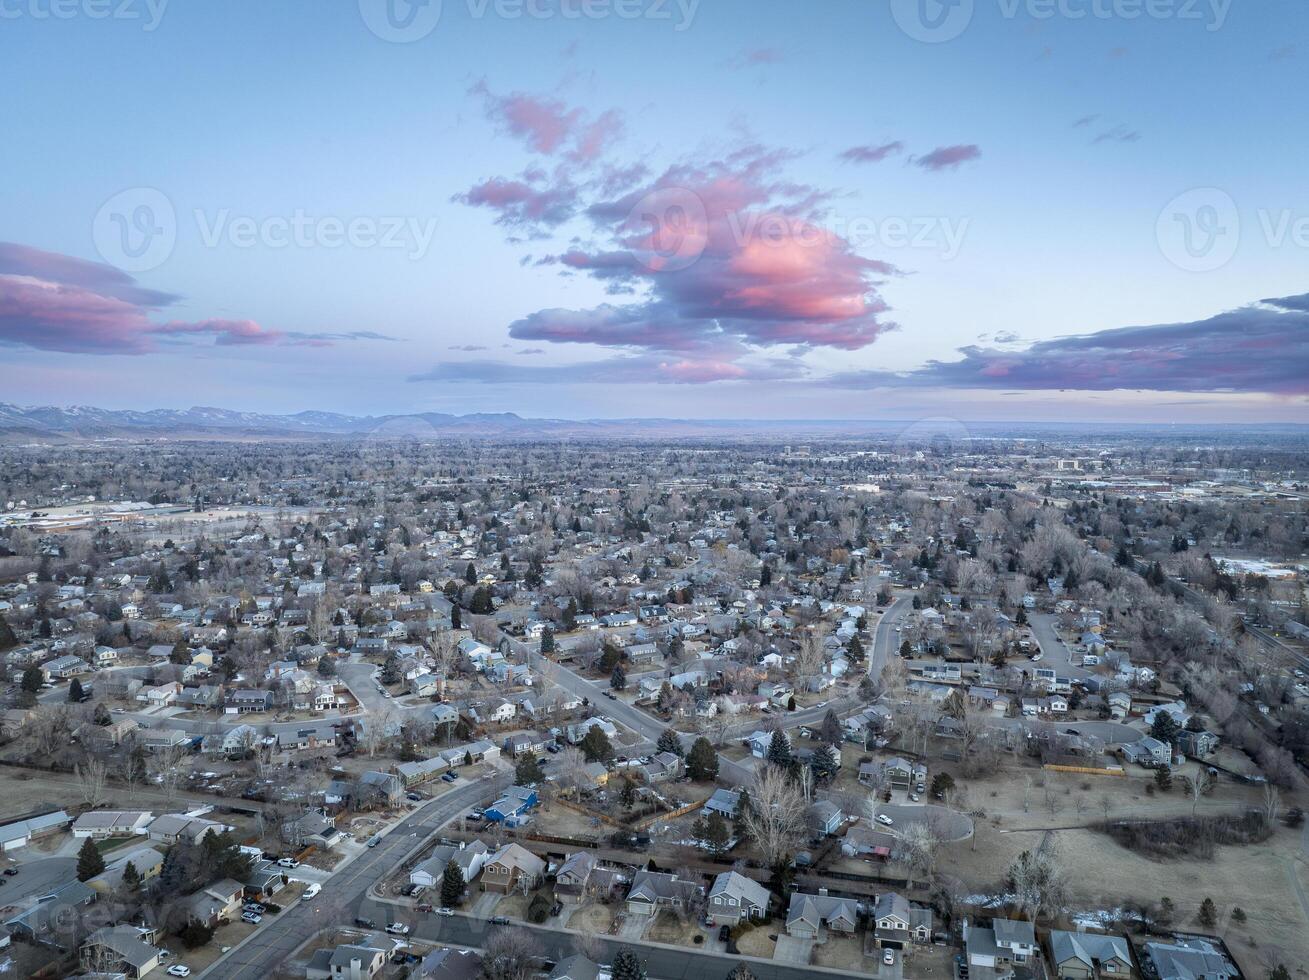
[
  {"x1": 241, "y1": 912, "x2": 262, "y2": 924},
  {"x1": 436, "y1": 907, "x2": 455, "y2": 917},
  {"x1": 883, "y1": 949, "x2": 895, "y2": 965},
  {"x1": 908, "y1": 793, "x2": 920, "y2": 802},
  {"x1": 303, "y1": 883, "x2": 320, "y2": 899},
  {"x1": 876, "y1": 814, "x2": 894, "y2": 826},
  {"x1": 277, "y1": 858, "x2": 300, "y2": 868},
  {"x1": 386, "y1": 923, "x2": 410, "y2": 935},
  {"x1": 167, "y1": 967, "x2": 192, "y2": 978}
]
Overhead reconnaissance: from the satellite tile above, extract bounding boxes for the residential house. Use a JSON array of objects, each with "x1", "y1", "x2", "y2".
[
  {"x1": 549, "y1": 955, "x2": 601, "y2": 980},
  {"x1": 225, "y1": 689, "x2": 272, "y2": 714},
  {"x1": 410, "y1": 839, "x2": 490, "y2": 890},
  {"x1": 707, "y1": 871, "x2": 770, "y2": 925},
  {"x1": 480, "y1": 842, "x2": 546, "y2": 894},
  {"x1": 484, "y1": 785, "x2": 538, "y2": 823},
  {"x1": 0, "y1": 809, "x2": 70, "y2": 851},
  {"x1": 79, "y1": 925, "x2": 160, "y2": 978},
  {"x1": 1047, "y1": 930, "x2": 1133, "y2": 980},
  {"x1": 1177, "y1": 728, "x2": 1219, "y2": 759},
  {"x1": 805, "y1": 800, "x2": 845, "y2": 836},
  {"x1": 882, "y1": 757, "x2": 927, "y2": 792},
  {"x1": 305, "y1": 939, "x2": 389, "y2": 980},
  {"x1": 282, "y1": 809, "x2": 340, "y2": 849},
  {"x1": 42, "y1": 654, "x2": 89, "y2": 679},
  {"x1": 395, "y1": 756, "x2": 452, "y2": 787},
  {"x1": 1139, "y1": 937, "x2": 1238, "y2": 980},
  {"x1": 1121, "y1": 736, "x2": 1171, "y2": 769},
  {"x1": 148, "y1": 813, "x2": 228, "y2": 845},
  {"x1": 786, "y1": 888, "x2": 860, "y2": 939},
  {"x1": 625, "y1": 870, "x2": 701, "y2": 916},
  {"x1": 963, "y1": 917, "x2": 1037, "y2": 980},
  {"x1": 416, "y1": 947, "x2": 484, "y2": 980},
  {"x1": 872, "y1": 892, "x2": 932, "y2": 950},
  {"x1": 703, "y1": 788, "x2": 740, "y2": 819},
  {"x1": 72, "y1": 810, "x2": 153, "y2": 839},
  {"x1": 185, "y1": 877, "x2": 244, "y2": 927}
]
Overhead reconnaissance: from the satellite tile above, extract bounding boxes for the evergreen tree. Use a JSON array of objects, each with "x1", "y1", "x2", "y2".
[
  {"x1": 686, "y1": 737, "x2": 719, "y2": 781},
  {"x1": 611, "y1": 947, "x2": 646, "y2": 980},
  {"x1": 515, "y1": 752, "x2": 544, "y2": 784},
  {"x1": 655, "y1": 728, "x2": 683, "y2": 759},
  {"x1": 68, "y1": 677, "x2": 83, "y2": 703},
  {"x1": 619, "y1": 778, "x2": 637, "y2": 809},
  {"x1": 610, "y1": 664, "x2": 627, "y2": 691},
  {"x1": 704, "y1": 811, "x2": 731, "y2": 853},
  {"x1": 765, "y1": 730, "x2": 792, "y2": 768},
  {"x1": 440, "y1": 860, "x2": 466, "y2": 907},
  {"x1": 1198, "y1": 897, "x2": 1217, "y2": 928},
  {"x1": 170, "y1": 637, "x2": 190, "y2": 664},
  {"x1": 1269, "y1": 966, "x2": 1292, "y2": 980},
  {"x1": 726, "y1": 966, "x2": 758, "y2": 980},
  {"x1": 77, "y1": 837, "x2": 105, "y2": 881},
  {"x1": 819, "y1": 709, "x2": 842, "y2": 745},
  {"x1": 464, "y1": 562, "x2": 477, "y2": 585},
  {"x1": 0, "y1": 614, "x2": 17, "y2": 652},
  {"x1": 121, "y1": 860, "x2": 141, "y2": 891},
  {"x1": 580, "y1": 727, "x2": 615, "y2": 764},
  {"x1": 847, "y1": 634, "x2": 864, "y2": 662},
  {"x1": 1150, "y1": 711, "x2": 1181, "y2": 745},
  {"x1": 540, "y1": 627, "x2": 555, "y2": 654},
  {"x1": 1154, "y1": 766, "x2": 1173, "y2": 792},
  {"x1": 450, "y1": 605, "x2": 461, "y2": 630}
]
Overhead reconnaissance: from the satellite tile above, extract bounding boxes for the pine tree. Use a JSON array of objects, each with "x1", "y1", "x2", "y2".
[
  {"x1": 77, "y1": 837, "x2": 105, "y2": 881},
  {"x1": 1154, "y1": 766, "x2": 1173, "y2": 792},
  {"x1": 1198, "y1": 897, "x2": 1217, "y2": 928},
  {"x1": 540, "y1": 628, "x2": 555, "y2": 654},
  {"x1": 726, "y1": 966, "x2": 758, "y2": 980},
  {"x1": 656, "y1": 728, "x2": 683, "y2": 759},
  {"x1": 610, "y1": 664, "x2": 627, "y2": 691},
  {"x1": 580, "y1": 728, "x2": 614, "y2": 764},
  {"x1": 68, "y1": 677, "x2": 84, "y2": 703},
  {"x1": 819, "y1": 709, "x2": 842, "y2": 745},
  {"x1": 686, "y1": 737, "x2": 718, "y2": 781},
  {"x1": 766, "y1": 730, "x2": 792, "y2": 768},
  {"x1": 0, "y1": 614, "x2": 17, "y2": 652},
  {"x1": 440, "y1": 860, "x2": 466, "y2": 907},
  {"x1": 464, "y1": 562, "x2": 477, "y2": 585},
  {"x1": 619, "y1": 778, "x2": 637, "y2": 809},
  {"x1": 705, "y1": 811, "x2": 730, "y2": 853},
  {"x1": 515, "y1": 752, "x2": 544, "y2": 785},
  {"x1": 611, "y1": 947, "x2": 646, "y2": 980},
  {"x1": 121, "y1": 860, "x2": 141, "y2": 891}
]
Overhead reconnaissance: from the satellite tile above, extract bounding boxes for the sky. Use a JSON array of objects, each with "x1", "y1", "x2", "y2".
[{"x1": 2, "y1": 0, "x2": 1308, "y2": 423}]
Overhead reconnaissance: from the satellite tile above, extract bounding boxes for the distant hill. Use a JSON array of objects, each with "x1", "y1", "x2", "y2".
[{"x1": 0, "y1": 403, "x2": 1304, "y2": 444}]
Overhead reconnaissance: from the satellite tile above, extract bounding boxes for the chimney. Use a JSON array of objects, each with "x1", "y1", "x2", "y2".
[{"x1": 818, "y1": 887, "x2": 828, "y2": 896}]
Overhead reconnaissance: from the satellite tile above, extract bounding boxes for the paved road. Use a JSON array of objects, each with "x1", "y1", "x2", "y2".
[
  {"x1": 1027, "y1": 613, "x2": 1091, "y2": 680},
  {"x1": 869, "y1": 596, "x2": 913, "y2": 679},
  {"x1": 200, "y1": 774, "x2": 510, "y2": 980},
  {"x1": 404, "y1": 910, "x2": 871, "y2": 980}
]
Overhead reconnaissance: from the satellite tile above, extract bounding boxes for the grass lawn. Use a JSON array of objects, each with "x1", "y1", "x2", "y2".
[{"x1": 93, "y1": 835, "x2": 138, "y2": 854}]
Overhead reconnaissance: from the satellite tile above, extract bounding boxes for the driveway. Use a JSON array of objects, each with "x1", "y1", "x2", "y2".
[
  {"x1": 877, "y1": 803, "x2": 973, "y2": 842},
  {"x1": 773, "y1": 934, "x2": 815, "y2": 965},
  {"x1": 616, "y1": 912, "x2": 651, "y2": 940}
]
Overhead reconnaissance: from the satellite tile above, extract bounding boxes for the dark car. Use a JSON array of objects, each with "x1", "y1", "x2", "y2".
[
  {"x1": 549, "y1": 902, "x2": 562, "y2": 917},
  {"x1": 491, "y1": 916, "x2": 510, "y2": 925},
  {"x1": 354, "y1": 917, "x2": 376, "y2": 929},
  {"x1": 2, "y1": 869, "x2": 17, "y2": 877}
]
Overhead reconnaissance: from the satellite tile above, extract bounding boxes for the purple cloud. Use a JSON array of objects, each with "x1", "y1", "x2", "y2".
[
  {"x1": 825, "y1": 295, "x2": 1309, "y2": 395},
  {"x1": 914, "y1": 145, "x2": 982, "y2": 172},
  {"x1": 839, "y1": 142, "x2": 905, "y2": 164}
]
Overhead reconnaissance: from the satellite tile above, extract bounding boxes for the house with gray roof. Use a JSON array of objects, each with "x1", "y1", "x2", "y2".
[
  {"x1": 785, "y1": 888, "x2": 859, "y2": 939},
  {"x1": 707, "y1": 871, "x2": 770, "y2": 925},
  {"x1": 1048, "y1": 929, "x2": 1133, "y2": 980}
]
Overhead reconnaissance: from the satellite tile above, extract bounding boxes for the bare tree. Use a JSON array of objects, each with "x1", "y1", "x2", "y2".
[
  {"x1": 1189, "y1": 768, "x2": 1213, "y2": 818},
  {"x1": 1262, "y1": 784, "x2": 1281, "y2": 826},
  {"x1": 75, "y1": 757, "x2": 109, "y2": 808},
  {"x1": 893, "y1": 821, "x2": 941, "y2": 888},
  {"x1": 482, "y1": 926, "x2": 545, "y2": 980},
  {"x1": 1007, "y1": 837, "x2": 1067, "y2": 922},
  {"x1": 739, "y1": 766, "x2": 806, "y2": 872}
]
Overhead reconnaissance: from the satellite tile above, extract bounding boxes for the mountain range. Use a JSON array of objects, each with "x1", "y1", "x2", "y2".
[{"x1": 0, "y1": 403, "x2": 1303, "y2": 444}]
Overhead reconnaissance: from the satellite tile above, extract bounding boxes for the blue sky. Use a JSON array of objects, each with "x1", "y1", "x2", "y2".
[{"x1": 2, "y1": 0, "x2": 1307, "y2": 421}]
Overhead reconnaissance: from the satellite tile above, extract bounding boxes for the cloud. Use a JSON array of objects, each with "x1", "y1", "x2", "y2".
[
  {"x1": 473, "y1": 84, "x2": 623, "y2": 164},
  {"x1": 914, "y1": 145, "x2": 982, "y2": 171},
  {"x1": 726, "y1": 47, "x2": 785, "y2": 69},
  {"x1": 825, "y1": 295, "x2": 1309, "y2": 395},
  {"x1": 0, "y1": 241, "x2": 381, "y2": 356},
  {"x1": 1093, "y1": 125, "x2": 1142, "y2": 144},
  {"x1": 410, "y1": 353, "x2": 808, "y2": 385},
  {"x1": 448, "y1": 344, "x2": 489, "y2": 351},
  {"x1": 517, "y1": 347, "x2": 546, "y2": 355},
  {"x1": 1270, "y1": 44, "x2": 1296, "y2": 61},
  {"x1": 454, "y1": 175, "x2": 579, "y2": 229},
  {"x1": 1072, "y1": 114, "x2": 1099, "y2": 128},
  {"x1": 839, "y1": 142, "x2": 905, "y2": 164}
]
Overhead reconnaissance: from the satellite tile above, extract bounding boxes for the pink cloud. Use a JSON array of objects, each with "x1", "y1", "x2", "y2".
[
  {"x1": 914, "y1": 144, "x2": 982, "y2": 171},
  {"x1": 0, "y1": 242, "x2": 381, "y2": 356},
  {"x1": 456, "y1": 176, "x2": 578, "y2": 228},
  {"x1": 475, "y1": 84, "x2": 623, "y2": 164}
]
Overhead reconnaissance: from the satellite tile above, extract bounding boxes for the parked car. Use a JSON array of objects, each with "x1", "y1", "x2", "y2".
[
  {"x1": 303, "y1": 883, "x2": 320, "y2": 899},
  {"x1": 366, "y1": 835, "x2": 382, "y2": 847},
  {"x1": 242, "y1": 912, "x2": 262, "y2": 924},
  {"x1": 549, "y1": 902, "x2": 562, "y2": 917},
  {"x1": 436, "y1": 907, "x2": 455, "y2": 917},
  {"x1": 276, "y1": 858, "x2": 300, "y2": 868},
  {"x1": 491, "y1": 916, "x2": 510, "y2": 925},
  {"x1": 718, "y1": 925, "x2": 731, "y2": 943},
  {"x1": 355, "y1": 917, "x2": 376, "y2": 929},
  {"x1": 876, "y1": 814, "x2": 894, "y2": 826},
  {"x1": 386, "y1": 923, "x2": 410, "y2": 935},
  {"x1": 442, "y1": 772, "x2": 458, "y2": 783},
  {"x1": 909, "y1": 793, "x2": 920, "y2": 802},
  {"x1": 244, "y1": 903, "x2": 266, "y2": 914},
  {"x1": 2, "y1": 869, "x2": 16, "y2": 877},
  {"x1": 166, "y1": 967, "x2": 192, "y2": 977},
  {"x1": 883, "y1": 949, "x2": 895, "y2": 965}
]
